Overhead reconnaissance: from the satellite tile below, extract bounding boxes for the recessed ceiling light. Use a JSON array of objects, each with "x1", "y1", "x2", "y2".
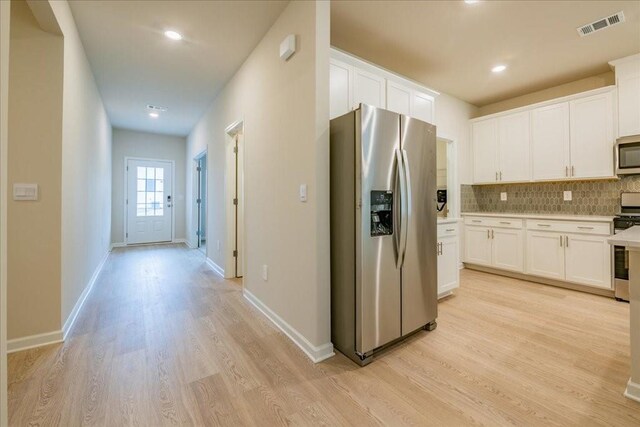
[
  {"x1": 164, "y1": 30, "x2": 183, "y2": 41},
  {"x1": 492, "y1": 64, "x2": 507, "y2": 73},
  {"x1": 149, "y1": 112, "x2": 159, "y2": 118},
  {"x1": 464, "y1": 0, "x2": 480, "y2": 4}
]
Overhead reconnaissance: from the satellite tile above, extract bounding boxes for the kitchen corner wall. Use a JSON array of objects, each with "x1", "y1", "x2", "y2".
[{"x1": 461, "y1": 177, "x2": 640, "y2": 216}]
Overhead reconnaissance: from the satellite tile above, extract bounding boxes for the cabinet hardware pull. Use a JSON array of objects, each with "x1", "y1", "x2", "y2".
[
  {"x1": 537, "y1": 224, "x2": 551, "y2": 227},
  {"x1": 499, "y1": 171, "x2": 502, "y2": 181},
  {"x1": 577, "y1": 226, "x2": 594, "y2": 230},
  {"x1": 487, "y1": 230, "x2": 490, "y2": 239},
  {"x1": 491, "y1": 230, "x2": 494, "y2": 239},
  {"x1": 495, "y1": 171, "x2": 498, "y2": 181},
  {"x1": 565, "y1": 236, "x2": 569, "y2": 247},
  {"x1": 565, "y1": 166, "x2": 568, "y2": 177},
  {"x1": 446, "y1": 228, "x2": 455, "y2": 232},
  {"x1": 560, "y1": 235, "x2": 563, "y2": 247},
  {"x1": 571, "y1": 166, "x2": 575, "y2": 177},
  {"x1": 625, "y1": 249, "x2": 629, "y2": 269}
]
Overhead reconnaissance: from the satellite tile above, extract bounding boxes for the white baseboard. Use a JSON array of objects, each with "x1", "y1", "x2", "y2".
[
  {"x1": 110, "y1": 242, "x2": 125, "y2": 250},
  {"x1": 205, "y1": 257, "x2": 225, "y2": 278},
  {"x1": 62, "y1": 249, "x2": 110, "y2": 340},
  {"x1": 625, "y1": 378, "x2": 640, "y2": 403},
  {"x1": 243, "y1": 288, "x2": 334, "y2": 363},
  {"x1": 7, "y1": 330, "x2": 63, "y2": 353}
]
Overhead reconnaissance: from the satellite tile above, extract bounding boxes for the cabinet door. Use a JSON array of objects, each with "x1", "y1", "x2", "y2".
[
  {"x1": 492, "y1": 228, "x2": 524, "y2": 272},
  {"x1": 438, "y1": 236, "x2": 459, "y2": 296},
  {"x1": 564, "y1": 234, "x2": 612, "y2": 289},
  {"x1": 464, "y1": 226, "x2": 492, "y2": 266},
  {"x1": 569, "y1": 91, "x2": 614, "y2": 178},
  {"x1": 386, "y1": 80, "x2": 411, "y2": 116},
  {"x1": 526, "y1": 231, "x2": 565, "y2": 280},
  {"x1": 353, "y1": 67, "x2": 385, "y2": 110},
  {"x1": 411, "y1": 90, "x2": 435, "y2": 124},
  {"x1": 531, "y1": 103, "x2": 571, "y2": 180},
  {"x1": 330, "y1": 59, "x2": 352, "y2": 119},
  {"x1": 617, "y1": 68, "x2": 640, "y2": 137},
  {"x1": 472, "y1": 119, "x2": 499, "y2": 184},
  {"x1": 498, "y1": 111, "x2": 530, "y2": 182}
]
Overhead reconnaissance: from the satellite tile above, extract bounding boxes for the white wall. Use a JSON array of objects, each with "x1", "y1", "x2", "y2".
[
  {"x1": 186, "y1": 1, "x2": 332, "y2": 359},
  {"x1": 111, "y1": 128, "x2": 186, "y2": 244},
  {"x1": 49, "y1": 0, "x2": 113, "y2": 331},
  {"x1": 0, "y1": 0, "x2": 10, "y2": 421}
]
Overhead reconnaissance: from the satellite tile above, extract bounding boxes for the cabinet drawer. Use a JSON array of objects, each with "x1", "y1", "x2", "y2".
[
  {"x1": 526, "y1": 220, "x2": 610, "y2": 235},
  {"x1": 464, "y1": 216, "x2": 523, "y2": 229},
  {"x1": 437, "y1": 223, "x2": 458, "y2": 237}
]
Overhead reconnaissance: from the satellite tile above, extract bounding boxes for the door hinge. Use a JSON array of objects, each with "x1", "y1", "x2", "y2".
[
  {"x1": 233, "y1": 198, "x2": 238, "y2": 205},
  {"x1": 197, "y1": 166, "x2": 201, "y2": 172},
  {"x1": 126, "y1": 199, "x2": 128, "y2": 205},
  {"x1": 126, "y1": 166, "x2": 129, "y2": 171},
  {"x1": 126, "y1": 232, "x2": 128, "y2": 238},
  {"x1": 197, "y1": 198, "x2": 201, "y2": 204},
  {"x1": 233, "y1": 250, "x2": 238, "y2": 257},
  {"x1": 233, "y1": 146, "x2": 238, "y2": 154},
  {"x1": 196, "y1": 230, "x2": 200, "y2": 236}
]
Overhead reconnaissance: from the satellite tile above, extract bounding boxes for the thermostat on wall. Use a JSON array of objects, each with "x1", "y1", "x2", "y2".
[
  {"x1": 13, "y1": 183, "x2": 38, "y2": 201},
  {"x1": 280, "y1": 34, "x2": 296, "y2": 61}
]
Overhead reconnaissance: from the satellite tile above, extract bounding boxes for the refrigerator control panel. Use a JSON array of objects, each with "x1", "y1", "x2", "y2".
[{"x1": 371, "y1": 191, "x2": 393, "y2": 237}]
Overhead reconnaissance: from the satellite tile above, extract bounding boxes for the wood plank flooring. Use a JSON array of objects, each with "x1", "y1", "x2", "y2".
[{"x1": 8, "y1": 244, "x2": 640, "y2": 426}]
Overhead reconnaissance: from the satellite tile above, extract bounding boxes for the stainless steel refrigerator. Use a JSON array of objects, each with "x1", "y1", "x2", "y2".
[{"x1": 330, "y1": 104, "x2": 437, "y2": 366}]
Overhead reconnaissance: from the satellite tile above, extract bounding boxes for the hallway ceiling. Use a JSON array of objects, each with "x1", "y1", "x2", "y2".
[
  {"x1": 69, "y1": 0, "x2": 288, "y2": 136},
  {"x1": 331, "y1": 0, "x2": 640, "y2": 107}
]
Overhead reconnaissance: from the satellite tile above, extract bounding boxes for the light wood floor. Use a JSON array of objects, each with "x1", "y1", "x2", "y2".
[{"x1": 8, "y1": 244, "x2": 640, "y2": 426}]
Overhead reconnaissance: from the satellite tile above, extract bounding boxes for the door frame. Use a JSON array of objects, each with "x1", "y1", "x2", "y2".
[
  {"x1": 123, "y1": 156, "x2": 176, "y2": 245},
  {"x1": 193, "y1": 149, "x2": 207, "y2": 253},
  {"x1": 224, "y1": 119, "x2": 245, "y2": 279}
]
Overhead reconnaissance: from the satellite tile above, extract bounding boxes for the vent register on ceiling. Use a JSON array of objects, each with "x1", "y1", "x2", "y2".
[{"x1": 577, "y1": 11, "x2": 625, "y2": 37}]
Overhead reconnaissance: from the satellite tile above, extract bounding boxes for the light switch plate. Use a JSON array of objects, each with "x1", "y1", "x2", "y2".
[
  {"x1": 564, "y1": 190, "x2": 572, "y2": 201},
  {"x1": 262, "y1": 265, "x2": 268, "y2": 281},
  {"x1": 500, "y1": 192, "x2": 507, "y2": 201},
  {"x1": 299, "y1": 184, "x2": 307, "y2": 202},
  {"x1": 13, "y1": 183, "x2": 38, "y2": 201}
]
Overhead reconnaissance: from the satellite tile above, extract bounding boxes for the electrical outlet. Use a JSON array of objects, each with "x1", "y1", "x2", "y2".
[
  {"x1": 217, "y1": 240, "x2": 221, "y2": 251},
  {"x1": 262, "y1": 265, "x2": 268, "y2": 281},
  {"x1": 500, "y1": 192, "x2": 507, "y2": 201},
  {"x1": 563, "y1": 191, "x2": 572, "y2": 201}
]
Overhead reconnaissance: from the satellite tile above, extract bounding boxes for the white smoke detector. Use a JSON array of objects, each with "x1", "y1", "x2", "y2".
[{"x1": 577, "y1": 11, "x2": 625, "y2": 37}]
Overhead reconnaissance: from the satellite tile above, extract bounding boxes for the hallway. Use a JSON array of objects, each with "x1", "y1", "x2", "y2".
[{"x1": 6, "y1": 245, "x2": 639, "y2": 426}]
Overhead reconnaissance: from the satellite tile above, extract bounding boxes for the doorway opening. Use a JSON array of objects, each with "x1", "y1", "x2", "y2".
[
  {"x1": 225, "y1": 120, "x2": 244, "y2": 279},
  {"x1": 125, "y1": 158, "x2": 174, "y2": 245},
  {"x1": 195, "y1": 152, "x2": 207, "y2": 254}
]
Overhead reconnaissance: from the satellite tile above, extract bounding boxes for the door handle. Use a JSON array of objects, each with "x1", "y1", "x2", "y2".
[
  {"x1": 395, "y1": 149, "x2": 408, "y2": 268},
  {"x1": 400, "y1": 149, "x2": 412, "y2": 268},
  {"x1": 625, "y1": 249, "x2": 629, "y2": 269}
]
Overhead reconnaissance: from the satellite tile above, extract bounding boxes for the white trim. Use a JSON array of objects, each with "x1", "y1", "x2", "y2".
[
  {"x1": 243, "y1": 288, "x2": 334, "y2": 363},
  {"x1": 178, "y1": 238, "x2": 194, "y2": 249},
  {"x1": 110, "y1": 242, "x2": 125, "y2": 250},
  {"x1": 225, "y1": 120, "x2": 245, "y2": 279},
  {"x1": 205, "y1": 257, "x2": 225, "y2": 278},
  {"x1": 123, "y1": 157, "x2": 176, "y2": 245},
  {"x1": 7, "y1": 330, "x2": 63, "y2": 353},
  {"x1": 625, "y1": 378, "x2": 640, "y2": 403},
  {"x1": 62, "y1": 250, "x2": 109, "y2": 340}
]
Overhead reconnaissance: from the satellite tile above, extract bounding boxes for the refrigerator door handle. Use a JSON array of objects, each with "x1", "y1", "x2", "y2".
[
  {"x1": 400, "y1": 149, "x2": 412, "y2": 268},
  {"x1": 395, "y1": 148, "x2": 408, "y2": 268}
]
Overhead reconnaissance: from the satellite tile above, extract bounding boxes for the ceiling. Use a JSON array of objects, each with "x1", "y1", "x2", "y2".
[
  {"x1": 69, "y1": 0, "x2": 288, "y2": 136},
  {"x1": 331, "y1": 0, "x2": 640, "y2": 107}
]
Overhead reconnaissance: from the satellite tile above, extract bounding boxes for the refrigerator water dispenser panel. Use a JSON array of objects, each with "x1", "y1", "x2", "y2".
[{"x1": 370, "y1": 191, "x2": 393, "y2": 236}]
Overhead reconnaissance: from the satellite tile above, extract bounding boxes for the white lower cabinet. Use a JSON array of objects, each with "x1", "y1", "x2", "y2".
[
  {"x1": 464, "y1": 224, "x2": 524, "y2": 272},
  {"x1": 526, "y1": 231, "x2": 565, "y2": 280},
  {"x1": 437, "y1": 223, "x2": 459, "y2": 298},
  {"x1": 564, "y1": 234, "x2": 611, "y2": 289}
]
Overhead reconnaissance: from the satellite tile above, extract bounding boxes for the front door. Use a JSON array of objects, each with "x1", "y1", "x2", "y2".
[{"x1": 127, "y1": 159, "x2": 173, "y2": 244}]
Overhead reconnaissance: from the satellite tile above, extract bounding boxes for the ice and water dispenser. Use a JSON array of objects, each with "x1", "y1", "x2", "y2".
[{"x1": 370, "y1": 191, "x2": 393, "y2": 237}]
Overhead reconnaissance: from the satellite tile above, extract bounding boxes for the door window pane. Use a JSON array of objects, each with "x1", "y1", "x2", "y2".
[{"x1": 136, "y1": 165, "x2": 165, "y2": 217}]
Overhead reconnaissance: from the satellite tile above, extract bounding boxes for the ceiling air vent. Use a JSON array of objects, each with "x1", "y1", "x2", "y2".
[
  {"x1": 146, "y1": 104, "x2": 168, "y2": 112},
  {"x1": 577, "y1": 11, "x2": 625, "y2": 37}
]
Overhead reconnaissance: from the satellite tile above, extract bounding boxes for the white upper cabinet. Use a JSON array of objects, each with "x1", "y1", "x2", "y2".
[
  {"x1": 386, "y1": 80, "x2": 412, "y2": 116},
  {"x1": 411, "y1": 91, "x2": 435, "y2": 124},
  {"x1": 498, "y1": 111, "x2": 530, "y2": 182},
  {"x1": 610, "y1": 54, "x2": 640, "y2": 137},
  {"x1": 472, "y1": 119, "x2": 499, "y2": 183},
  {"x1": 353, "y1": 68, "x2": 385, "y2": 110},
  {"x1": 329, "y1": 49, "x2": 439, "y2": 122},
  {"x1": 330, "y1": 59, "x2": 352, "y2": 119},
  {"x1": 531, "y1": 102, "x2": 571, "y2": 180},
  {"x1": 569, "y1": 91, "x2": 614, "y2": 179}
]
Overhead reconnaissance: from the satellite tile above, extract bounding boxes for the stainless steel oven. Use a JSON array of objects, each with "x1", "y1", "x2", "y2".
[
  {"x1": 613, "y1": 192, "x2": 640, "y2": 302},
  {"x1": 615, "y1": 135, "x2": 640, "y2": 175}
]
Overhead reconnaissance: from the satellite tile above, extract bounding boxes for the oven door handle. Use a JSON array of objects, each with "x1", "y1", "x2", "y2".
[{"x1": 625, "y1": 249, "x2": 630, "y2": 270}]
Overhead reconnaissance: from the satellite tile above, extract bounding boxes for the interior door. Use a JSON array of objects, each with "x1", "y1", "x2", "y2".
[
  {"x1": 127, "y1": 159, "x2": 173, "y2": 244},
  {"x1": 234, "y1": 134, "x2": 244, "y2": 278},
  {"x1": 357, "y1": 104, "x2": 401, "y2": 354},
  {"x1": 400, "y1": 114, "x2": 437, "y2": 335}
]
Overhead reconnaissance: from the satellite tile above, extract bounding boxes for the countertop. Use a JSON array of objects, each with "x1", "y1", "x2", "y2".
[
  {"x1": 608, "y1": 226, "x2": 640, "y2": 248},
  {"x1": 437, "y1": 217, "x2": 460, "y2": 225},
  {"x1": 461, "y1": 212, "x2": 615, "y2": 222}
]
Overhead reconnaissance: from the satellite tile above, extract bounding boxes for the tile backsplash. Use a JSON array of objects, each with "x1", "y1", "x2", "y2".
[{"x1": 461, "y1": 176, "x2": 640, "y2": 216}]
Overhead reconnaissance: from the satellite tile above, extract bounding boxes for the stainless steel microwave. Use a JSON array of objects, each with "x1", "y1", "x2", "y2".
[{"x1": 615, "y1": 135, "x2": 640, "y2": 175}]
